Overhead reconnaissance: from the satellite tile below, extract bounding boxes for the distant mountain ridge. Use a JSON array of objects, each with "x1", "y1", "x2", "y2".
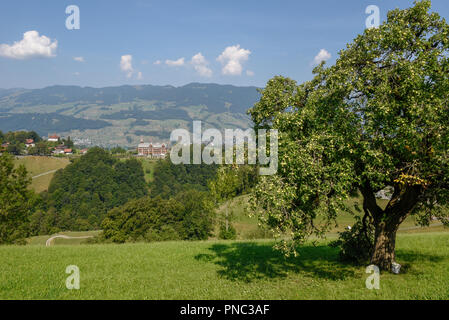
[
  {"x1": 0, "y1": 83, "x2": 260, "y2": 114},
  {"x1": 0, "y1": 83, "x2": 260, "y2": 147}
]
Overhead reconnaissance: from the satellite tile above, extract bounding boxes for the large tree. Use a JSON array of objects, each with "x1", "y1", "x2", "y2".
[
  {"x1": 0, "y1": 153, "x2": 35, "y2": 244},
  {"x1": 248, "y1": 1, "x2": 449, "y2": 271}
]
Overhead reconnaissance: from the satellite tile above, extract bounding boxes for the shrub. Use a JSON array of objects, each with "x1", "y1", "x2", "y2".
[
  {"x1": 329, "y1": 216, "x2": 374, "y2": 264},
  {"x1": 218, "y1": 223, "x2": 237, "y2": 240}
]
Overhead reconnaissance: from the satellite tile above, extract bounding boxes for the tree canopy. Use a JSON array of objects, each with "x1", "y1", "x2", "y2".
[
  {"x1": 101, "y1": 190, "x2": 215, "y2": 243},
  {"x1": 248, "y1": 0, "x2": 449, "y2": 270},
  {"x1": 0, "y1": 153, "x2": 36, "y2": 244},
  {"x1": 43, "y1": 147, "x2": 148, "y2": 231}
]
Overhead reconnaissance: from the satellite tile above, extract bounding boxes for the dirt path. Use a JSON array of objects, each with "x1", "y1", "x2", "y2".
[
  {"x1": 45, "y1": 235, "x2": 94, "y2": 246},
  {"x1": 32, "y1": 170, "x2": 58, "y2": 179}
]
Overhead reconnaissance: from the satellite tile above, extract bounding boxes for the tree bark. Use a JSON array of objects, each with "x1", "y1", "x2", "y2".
[
  {"x1": 361, "y1": 182, "x2": 422, "y2": 272},
  {"x1": 370, "y1": 222, "x2": 399, "y2": 270}
]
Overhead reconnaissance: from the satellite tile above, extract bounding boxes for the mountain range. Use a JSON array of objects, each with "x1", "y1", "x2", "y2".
[{"x1": 0, "y1": 83, "x2": 260, "y2": 147}]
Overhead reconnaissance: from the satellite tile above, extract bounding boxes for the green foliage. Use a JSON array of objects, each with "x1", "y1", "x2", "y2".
[
  {"x1": 6, "y1": 143, "x2": 22, "y2": 155},
  {"x1": 2, "y1": 131, "x2": 41, "y2": 145},
  {"x1": 110, "y1": 146, "x2": 127, "y2": 154},
  {"x1": 0, "y1": 153, "x2": 36, "y2": 244},
  {"x1": 209, "y1": 166, "x2": 240, "y2": 203},
  {"x1": 329, "y1": 217, "x2": 375, "y2": 264},
  {"x1": 40, "y1": 147, "x2": 148, "y2": 232},
  {"x1": 209, "y1": 166, "x2": 258, "y2": 240},
  {"x1": 151, "y1": 157, "x2": 218, "y2": 198},
  {"x1": 218, "y1": 223, "x2": 237, "y2": 240},
  {"x1": 61, "y1": 136, "x2": 74, "y2": 149},
  {"x1": 28, "y1": 141, "x2": 52, "y2": 156},
  {"x1": 101, "y1": 190, "x2": 215, "y2": 243},
  {"x1": 248, "y1": 1, "x2": 449, "y2": 267}
]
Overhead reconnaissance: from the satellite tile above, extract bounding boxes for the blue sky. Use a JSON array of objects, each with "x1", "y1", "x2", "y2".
[{"x1": 1, "y1": 0, "x2": 449, "y2": 89}]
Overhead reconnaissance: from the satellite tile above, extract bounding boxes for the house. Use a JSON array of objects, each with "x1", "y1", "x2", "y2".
[
  {"x1": 48, "y1": 134, "x2": 59, "y2": 142},
  {"x1": 138, "y1": 139, "x2": 167, "y2": 158},
  {"x1": 25, "y1": 139, "x2": 35, "y2": 148},
  {"x1": 0, "y1": 142, "x2": 9, "y2": 152},
  {"x1": 52, "y1": 149, "x2": 65, "y2": 155},
  {"x1": 64, "y1": 149, "x2": 73, "y2": 155},
  {"x1": 52, "y1": 145, "x2": 67, "y2": 155},
  {"x1": 80, "y1": 148, "x2": 88, "y2": 155}
]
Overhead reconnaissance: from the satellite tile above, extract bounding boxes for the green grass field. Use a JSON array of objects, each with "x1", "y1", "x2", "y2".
[
  {"x1": 14, "y1": 156, "x2": 70, "y2": 193},
  {"x1": 139, "y1": 158, "x2": 158, "y2": 183},
  {"x1": 5, "y1": 160, "x2": 448, "y2": 300},
  {"x1": 1, "y1": 232, "x2": 448, "y2": 299}
]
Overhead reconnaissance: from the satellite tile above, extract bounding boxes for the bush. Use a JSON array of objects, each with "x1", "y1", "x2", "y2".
[
  {"x1": 144, "y1": 226, "x2": 181, "y2": 242},
  {"x1": 329, "y1": 216, "x2": 374, "y2": 264},
  {"x1": 218, "y1": 223, "x2": 237, "y2": 240},
  {"x1": 101, "y1": 190, "x2": 215, "y2": 243}
]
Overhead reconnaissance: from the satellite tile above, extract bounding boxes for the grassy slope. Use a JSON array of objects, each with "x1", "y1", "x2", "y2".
[
  {"x1": 14, "y1": 156, "x2": 70, "y2": 193},
  {"x1": 1, "y1": 232, "x2": 448, "y2": 299},
  {"x1": 139, "y1": 158, "x2": 157, "y2": 183},
  {"x1": 218, "y1": 195, "x2": 445, "y2": 240}
]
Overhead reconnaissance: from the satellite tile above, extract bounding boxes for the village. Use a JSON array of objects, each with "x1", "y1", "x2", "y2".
[{"x1": 0, "y1": 130, "x2": 168, "y2": 158}]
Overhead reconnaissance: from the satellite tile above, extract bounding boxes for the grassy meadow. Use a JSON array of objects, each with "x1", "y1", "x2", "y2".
[
  {"x1": 1, "y1": 232, "x2": 448, "y2": 300},
  {"x1": 5, "y1": 158, "x2": 448, "y2": 300},
  {"x1": 14, "y1": 156, "x2": 70, "y2": 193}
]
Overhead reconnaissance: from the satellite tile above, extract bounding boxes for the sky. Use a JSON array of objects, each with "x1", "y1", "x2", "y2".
[{"x1": 1, "y1": 0, "x2": 449, "y2": 89}]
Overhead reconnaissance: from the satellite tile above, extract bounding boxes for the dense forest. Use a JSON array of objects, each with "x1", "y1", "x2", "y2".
[
  {"x1": 0, "y1": 140, "x2": 259, "y2": 243},
  {"x1": 32, "y1": 148, "x2": 148, "y2": 232}
]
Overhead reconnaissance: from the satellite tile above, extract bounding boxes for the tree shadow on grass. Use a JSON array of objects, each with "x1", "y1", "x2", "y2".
[
  {"x1": 195, "y1": 242, "x2": 356, "y2": 283},
  {"x1": 395, "y1": 249, "x2": 446, "y2": 274}
]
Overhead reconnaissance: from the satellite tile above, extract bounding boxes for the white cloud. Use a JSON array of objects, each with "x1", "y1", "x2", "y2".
[
  {"x1": 0, "y1": 30, "x2": 57, "y2": 59},
  {"x1": 153, "y1": 60, "x2": 161, "y2": 65},
  {"x1": 217, "y1": 45, "x2": 251, "y2": 76},
  {"x1": 246, "y1": 70, "x2": 255, "y2": 76},
  {"x1": 190, "y1": 53, "x2": 212, "y2": 77},
  {"x1": 165, "y1": 57, "x2": 185, "y2": 67},
  {"x1": 73, "y1": 56, "x2": 84, "y2": 62},
  {"x1": 73, "y1": 72, "x2": 80, "y2": 76},
  {"x1": 137, "y1": 71, "x2": 143, "y2": 80},
  {"x1": 120, "y1": 54, "x2": 134, "y2": 78},
  {"x1": 313, "y1": 49, "x2": 331, "y2": 65}
]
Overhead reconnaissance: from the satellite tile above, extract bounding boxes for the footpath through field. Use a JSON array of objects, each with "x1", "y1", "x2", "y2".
[{"x1": 45, "y1": 235, "x2": 94, "y2": 246}]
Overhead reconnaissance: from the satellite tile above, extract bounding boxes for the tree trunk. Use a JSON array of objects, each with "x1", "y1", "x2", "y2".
[
  {"x1": 360, "y1": 182, "x2": 422, "y2": 272},
  {"x1": 225, "y1": 205, "x2": 229, "y2": 232},
  {"x1": 370, "y1": 222, "x2": 398, "y2": 271}
]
